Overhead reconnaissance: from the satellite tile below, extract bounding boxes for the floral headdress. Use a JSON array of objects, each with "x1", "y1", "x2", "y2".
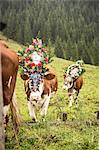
[
  {"x1": 18, "y1": 38, "x2": 52, "y2": 74},
  {"x1": 65, "y1": 60, "x2": 85, "y2": 79}
]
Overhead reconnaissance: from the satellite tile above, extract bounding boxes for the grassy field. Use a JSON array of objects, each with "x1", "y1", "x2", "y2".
[{"x1": 1, "y1": 34, "x2": 99, "y2": 150}]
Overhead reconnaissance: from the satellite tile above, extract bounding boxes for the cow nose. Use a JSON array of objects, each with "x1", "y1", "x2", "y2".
[
  {"x1": 30, "y1": 93, "x2": 41, "y2": 101},
  {"x1": 35, "y1": 96, "x2": 39, "y2": 100},
  {"x1": 33, "y1": 89, "x2": 36, "y2": 92}
]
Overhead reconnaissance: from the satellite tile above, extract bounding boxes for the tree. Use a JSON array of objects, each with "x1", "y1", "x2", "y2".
[
  {"x1": 24, "y1": 10, "x2": 32, "y2": 44},
  {"x1": 55, "y1": 36, "x2": 64, "y2": 58}
]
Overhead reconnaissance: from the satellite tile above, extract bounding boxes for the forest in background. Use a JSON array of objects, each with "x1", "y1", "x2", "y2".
[{"x1": 0, "y1": 0, "x2": 99, "y2": 65}]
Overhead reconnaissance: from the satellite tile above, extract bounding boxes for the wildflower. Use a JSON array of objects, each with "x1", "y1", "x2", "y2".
[
  {"x1": 45, "y1": 57, "x2": 49, "y2": 63},
  {"x1": 25, "y1": 57, "x2": 30, "y2": 61},
  {"x1": 26, "y1": 48, "x2": 30, "y2": 52},
  {"x1": 30, "y1": 63, "x2": 36, "y2": 67},
  {"x1": 38, "y1": 62, "x2": 42, "y2": 67},
  {"x1": 29, "y1": 45, "x2": 34, "y2": 50}
]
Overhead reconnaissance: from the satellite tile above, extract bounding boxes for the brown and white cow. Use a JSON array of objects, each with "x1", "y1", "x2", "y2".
[
  {"x1": 0, "y1": 40, "x2": 20, "y2": 130},
  {"x1": 21, "y1": 68, "x2": 58, "y2": 122},
  {"x1": 63, "y1": 74, "x2": 83, "y2": 107}
]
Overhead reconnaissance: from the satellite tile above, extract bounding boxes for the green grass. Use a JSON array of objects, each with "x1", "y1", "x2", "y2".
[{"x1": 1, "y1": 34, "x2": 99, "y2": 150}]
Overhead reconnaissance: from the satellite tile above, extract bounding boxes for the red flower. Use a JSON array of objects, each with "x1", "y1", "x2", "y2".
[
  {"x1": 38, "y1": 62, "x2": 42, "y2": 67},
  {"x1": 25, "y1": 57, "x2": 30, "y2": 61},
  {"x1": 45, "y1": 57, "x2": 49, "y2": 63},
  {"x1": 41, "y1": 48, "x2": 46, "y2": 51},
  {"x1": 30, "y1": 63, "x2": 36, "y2": 67},
  {"x1": 26, "y1": 48, "x2": 30, "y2": 52}
]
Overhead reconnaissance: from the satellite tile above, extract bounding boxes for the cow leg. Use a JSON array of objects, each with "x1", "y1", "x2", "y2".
[
  {"x1": 7, "y1": 75, "x2": 20, "y2": 131},
  {"x1": 68, "y1": 94, "x2": 74, "y2": 107},
  {"x1": 75, "y1": 91, "x2": 79, "y2": 105},
  {"x1": 68, "y1": 88, "x2": 74, "y2": 107},
  {"x1": 3, "y1": 104, "x2": 10, "y2": 130},
  {"x1": 28, "y1": 101, "x2": 36, "y2": 122},
  {"x1": 40, "y1": 95, "x2": 50, "y2": 117}
]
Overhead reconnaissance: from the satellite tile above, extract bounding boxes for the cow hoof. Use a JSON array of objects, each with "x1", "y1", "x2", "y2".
[
  {"x1": 32, "y1": 118, "x2": 36, "y2": 123},
  {"x1": 28, "y1": 118, "x2": 36, "y2": 124},
  {"x1": 62, "y1": 112, "x2": 67, "y2": 121}
]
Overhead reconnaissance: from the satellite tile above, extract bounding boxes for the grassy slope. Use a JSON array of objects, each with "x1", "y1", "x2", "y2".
[{"x1": 1, "y1": 34, "x2": 99, "y2": 150}]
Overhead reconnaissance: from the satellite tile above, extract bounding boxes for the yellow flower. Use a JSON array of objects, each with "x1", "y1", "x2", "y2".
[
  {"x1": 25, "y1": 63, "x2": 28, "y2": 67},
  {"x1": 24, "y1": 54, "x2": 27, "y2": 57},
  {"x1": 35, "y1": 47, "x2": 38, "y2": 51},
  {"x1": 29, "y1": 45, "x2": 34, "y2": 50},
  {"x1": 29, "y1": 54, "x2": 32, "y2": 57},
  {"x1": 44, "y1": 64, "x2": 48, "y2": 68},
  {"x1": 38, "y1": 45, "x2": 42, "y2": 48},
  {"x1": 25, "y1": 61, "x2": 31, "y2": 67},
  {"x1": 32, "y1": 66, "x2": 35, "y2": 69}
]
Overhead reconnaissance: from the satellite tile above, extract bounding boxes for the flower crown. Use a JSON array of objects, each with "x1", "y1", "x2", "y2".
[
  {"x1": 18, "y1": 38, "x2": 52, "y2": 73},
  {"x1": 65, "y1": 60, "x2": 85, "y2": 78}
]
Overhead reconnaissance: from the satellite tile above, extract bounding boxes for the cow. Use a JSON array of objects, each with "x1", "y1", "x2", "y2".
[
  {"x1": 0, "y1": 40, "x2": 20, "y2": 131},
  {"x1": 21, "y1": 68, "x2": 58, "y2": 122},
  {"x1": 63, "y1": 74, "x2": 83, "y2": 107}
]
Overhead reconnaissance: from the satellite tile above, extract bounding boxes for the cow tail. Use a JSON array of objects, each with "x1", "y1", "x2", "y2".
[{"x1": 10, "y1": 91, "x2": 20, "y2": 132}]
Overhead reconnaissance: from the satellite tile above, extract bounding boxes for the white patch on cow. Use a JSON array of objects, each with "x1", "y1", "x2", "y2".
[
  {"x1": 30, "y1": 91, "x2": 41, "y2": 101},
  {"x1": 8, "y1": 76, "x2": 12, "y2": 88},
  {"x1": 30, "y1": 81, "x2": 44, "y2": 101},
  {"x1": 50, "y1": 91, "x2": 55, "y2": 98},
  {"x1": 40, "y1": 94, "x2": 51, "y2": 117},
  {"x1": 64, "y1": 76, "x2": 73, "y2": 90},
  {"x1": 63, "y1": 84, "x2": 69, "y2": 90},
  {"x1": 28, "y1": 101, "x2": 36, "y2": 121},
  {"x1": 69, "y1": 95, "x2": 74, "y2": 107},
  {"x1": 3, "y1": 104, "x2": 10, "y2": 118},
  {"x1": 73, "y1": 89, "x2": 76, "y2": 94}
]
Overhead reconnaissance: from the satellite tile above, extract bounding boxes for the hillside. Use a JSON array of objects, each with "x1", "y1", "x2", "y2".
[{"x1": 1, "y1": 35, "x2": 99, "y2": 150}]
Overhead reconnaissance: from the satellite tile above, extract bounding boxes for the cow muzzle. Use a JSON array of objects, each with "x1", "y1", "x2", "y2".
[
  {"x1": 63, "y1": 85, "x2": 69, "y2": 90},
  {"x1": 64, "y1": 76, "x2": 73, "y2": 90},
  {"x1": 30, "y1": 91, "x2": 41, "y2": 101}
]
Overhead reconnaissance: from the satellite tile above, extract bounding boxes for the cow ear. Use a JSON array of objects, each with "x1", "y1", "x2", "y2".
[
  {"x1": 44, "y1": 72, "x2": 55, "y2": 80},
  {"x1": 20, "y1": 73, "x2": 29, "y2": 80}
]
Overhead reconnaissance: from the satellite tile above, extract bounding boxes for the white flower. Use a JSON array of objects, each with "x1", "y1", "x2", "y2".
[
  {"x1": 31, "y1": 51, "x2": 42, "y2": 65},
  {"x1": 70, "y1": 68, "x2": 79, "y2": 78}
]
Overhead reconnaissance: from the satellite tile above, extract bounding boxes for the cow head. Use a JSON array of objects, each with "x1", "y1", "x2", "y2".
[
  {"x1": 23, "y1": 71, "x2": 55, "y2": 102},
  {"x1": 28, "y1": 72, "x2": 43, "y2": 101},
  {"x1": 63, "y1": 74, "x2": 73, "y2": 90}
]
